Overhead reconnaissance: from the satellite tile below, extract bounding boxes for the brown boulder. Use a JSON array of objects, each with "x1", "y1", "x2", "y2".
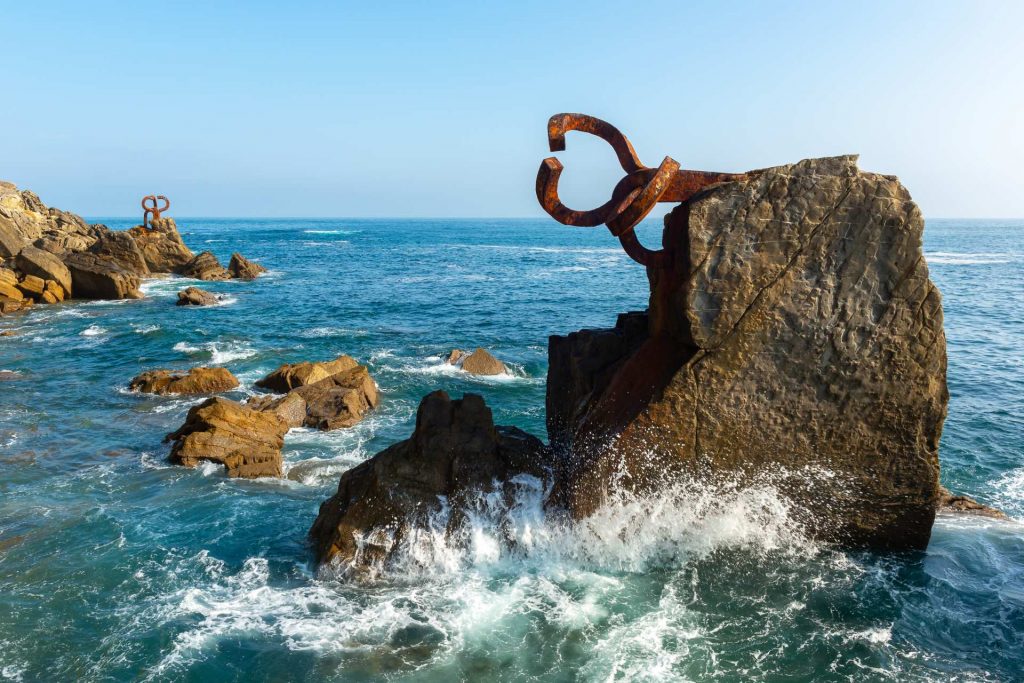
[
  {"x1": 309, "y1": 391, "x2": 547, "y2": 572},
  {"x1": 176, "y1": 286, "x2": 220, "y2": 306},
  {"x1": 937, "y1": 487, "x2": 1007, "y2": 519},
  {"x1": 44, "y1": 280, "x2": 65, "y2": 302},
  {"x1": 175, "y1": 251, "x2": 230, "y2": 281},
  {"x1": 247, "y1": 392, "x2": 308, "y2": 429},
  {"x1": 15, "y1": 245, "x2": 72, "y2": 295},
  {"x1": 0, "y1": 281, "x2": 23, "y2": 301},
  {"x1": 0, "y1": 268, "x2": 17, "y2": 287},
  {"x1": 129, "y1": 367, "x2": 240, "y2": 395},
  {"x1": 62, "y1": 252, "x2": 143, "y2": 300},
  {"x1": 0, "y1": 297, "x2": 32, "y2": 315},
  {"x1": 256, "y1": 355, "x2": 358, "y2": 393},
  {"x1": 126, "y1": 218, "x2": 194, "y2": 273},
  {"x1": 251, "y1": 364, "x2": 379, "y2": 430},
  {"x1": 16, "y1": 275, "x2": 45, "y2": 299},
  {"x1": 0, "y1": 213, "x2": 29, "y2": 257},
  {"x1": 87, "y1": 231, "x2": 149, "y2": 276},
  {"x1": 449, "y1": 347, "x2": 507, "y2": 375},
  {"x1": 228, "y1": 252, "x2": 266, "y2": 280},
  {"x1": 546, "y1": 156, "x2": 947, "y2": 551},
  {"x1": 165, "y1": 397, "x2": 288, "y2": 478}
]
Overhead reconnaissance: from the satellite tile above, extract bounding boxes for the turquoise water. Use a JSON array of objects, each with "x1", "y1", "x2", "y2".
[{"x1": 0, "y1": 217, "x2": 1021, "y2": 682}]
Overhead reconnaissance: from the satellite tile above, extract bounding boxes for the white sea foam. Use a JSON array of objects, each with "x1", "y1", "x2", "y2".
[
  {"x1": 394, "y1": 354, "x2": 538, "y2": 385},
  {"x1": 926, "y1": 251, "x2": 1016, "y2": 265},
  {"x1": 302, "y1": 229, "x2": 359, "y2": 235},
  {"x1": 80, "y1": 324, "x2": 107, "y2": 337},
  {"x1": 132, "y1": 324, "x2": 161, "y2": 335},
  {"x1": 173, "y1": 340, "x2": 256, "y2": 364},
  {"x1": 299, "y1": 326, "x2": 369, "y2": 339}
]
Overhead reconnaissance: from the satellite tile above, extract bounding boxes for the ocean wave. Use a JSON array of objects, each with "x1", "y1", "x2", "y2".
[
  {"x1": 302, "y1": 229, "x2": 360, "y2": 235},
  {"x1": 298, "y1": 326, "x2": 369, "y2": 339},
  {"x1": 926, "y1": 251, "x2": 1015, "y2": 265},
  {"x1": 80, "y1": 324, "x2": 107, "y2": 337},
  {"x1": 391, "y1": 355, "x2": 538, "y2": 385},
  {"x1": 173, "y1": 340, "x2": 256, "y2": 364}
]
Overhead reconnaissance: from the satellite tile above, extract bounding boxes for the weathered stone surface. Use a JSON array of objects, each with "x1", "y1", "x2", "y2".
[
  {"x1": 546, "y1": 156, "x2": 947, "y2": 551},
  {"x1": 176, "y1": 286, "x2": 220, "y2": 306},
  {"x1": 165, "y1": 397, "x2": 288, "y2": 478},
  {"x1": 44, "y1": 280, "x2": 65, "y2": 302},
  {"x1": 0, "y1": 214, "x2": 28, "y2": 257},
  {"x1": 16, "y1": 275, "x2": 45, "y2": 299},
  {"x1": 0, "y1": 281, "x2": 23, "y2": 301},
  {"x1": 0, "y1": 297, "x2": 32, "y2": 315},
  {"x1": 448, "y1": 347, "x2": 507, "y2": 375},
  {"x1": 129, "y1": 367, "x2": 240, "y2": 395},
  {"x1": 247, "y1": 392, "x2": 308, "y2": 429},
  {"x1": 0, "y1": 181, "x2": 100, "y2": 255},
  {"x1": 251, "y1": 363, "x2": 378, "y2": 430},
  {"x1": 256, "y1": 355, "x2": 359, "y2": 393},
  {"x1": 63, "y1": 252, "x2": 143, "y2": 300},
  {"x1": 309, "y1": 391, "x2": 547, "y2": 572},
  {"x1": 175, "y1": 251, "x2": 230, "y2": 281},
  {"x1": 228, "y1": 252, "x2": 266, "y2": 280},
  {"x1": 88, "y1": 231, "x2": 149, "y2": 276},
  {"x1": 0, "y1": 268, "x2": 17, "y2": 287},
  {"x1": 15, "y1": 246, "x2": 72, "y2": 295},
  {"x1": 126, "y1": 218, "x2": 194, "y2": 273},
  {"x1": 937, "y1": 486, "x2": 1007, "y2": 519}
]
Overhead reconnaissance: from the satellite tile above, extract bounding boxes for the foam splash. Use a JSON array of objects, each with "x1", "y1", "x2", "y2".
[
  {"x1": 173, "y1": 340, "x2": 256, "y2": 364},
  {"x1": 80, "y1": 325, "x2": 107, "y2": 337},
  {"x1": 926, "y1": 251, "x2": 1016, "y2": 265},
  {"x1": 391, "y1": 354, "x2": 539, "y2": 385}
]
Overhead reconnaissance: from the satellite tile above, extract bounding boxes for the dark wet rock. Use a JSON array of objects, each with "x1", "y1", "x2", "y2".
[
  {"x1": 175, "y1": 251, "x2": 230, "y2": 281},
  {"x1": 228, "y1": 252, "x2": 266, "y2": 280},
  {"x1": 256, "y1": 355, "x2": 359, "y2": 393},
  {"x1": 87, "y1": 231, "x2": 149, "y2": 276},
  {"x1": 165, "y1": 397, "x2": 288, "y2": 478},
  {"x1": 546, "y1": 156, "x2": 948, "y2": 551},
  {"x1": 63, "y1": 251, "x2": 143, "y2": 300},
  {"x1": 176, "y1": 286, "x2": 220, "y2": 306},
  {"x1": 15, "y1": 245, "x2": 72, "y2": 296},
  {"x1": 937, "y1": 487, "x2": 1007, "y2": 519},
  {"x1": 129, "y1": 367, "x2": 239, "y2": 395},
  {"x1": 448, "y1": 347, "x2": 507, "y2": 375},
  {"x1": 309, "y1": 391, "x2": 547, "y2": 573},
  {"x1": 126, "y1": 218, "x2": 194, "y2": 273}
]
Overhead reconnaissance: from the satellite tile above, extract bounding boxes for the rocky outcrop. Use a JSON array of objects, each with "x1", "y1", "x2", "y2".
[
  {"x1": 309, "y1": 391, "x2": 547, "y2": 573},
  {"x1": 228, "y1": 252, "x2": 266, "y2": 280},
  {"x1": 546, "y1": 156, "x2": 948, "y2": 551},
  {"x1": 88, "y1": 231, "x2": 149, "y2": 276},
  {"x1": 15, "y1": 246, "x2": 72, "y2": 296},
  {"x1": 448, "y1": 347, "x2": 507, "y2": 375},
  {"x1": 256, "y1": 355, "x2": 359, "y2": 393},
  {"x1": 0, "y1": 181, "x2": 102, "y2": 256},
  {"x1": 63, "y1": 252, "x2": 143, "y2": 300},
  {"x1": 250, "y1": 360, "x2": 379, "y2": 430},
  {"x1": 175, "y1": 251, "x2": 230, "y2": 281},
  {"x1": 126, "y1": 218, "x2": 193, "y2": 273},
  {"x1": 129, "y1": 367, "x2": 239, "y2": 395},
  {"x1": 176, "y1": 286, "x2": 220, "y2": 306},
  {"x1": 165, "y1": 397, "x2": 288, "y2": 478}
]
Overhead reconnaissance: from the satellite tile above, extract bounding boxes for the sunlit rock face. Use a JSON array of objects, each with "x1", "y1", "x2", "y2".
[{"x1": 547, "y1": 156, "x2": 948, "y2": 551}]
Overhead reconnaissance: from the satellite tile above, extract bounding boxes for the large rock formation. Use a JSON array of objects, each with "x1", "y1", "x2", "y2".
[
  {"x1": 126, "y1": 218, "x2": 193, "y2": 272},
  {"x1": 15, "y1": 246, "x2": 72, "y2": 296},
  {"x1": 546, "y1": 156, "x2": 947, "y2": 550},
  {"x1": 228, "y1": 252, "x2": 266, "y2": 280},
  {"x1": 256, "y1": 355, "x2": 359, "y2": 393},
  {"x1": 176, "y1": 251, "x2": 231, "y2": 281},
  {"x1": 129, "y1": 367, "x2": 239, "y2": 395},
  {"x1": 250, "y1": 358, "x2": 379, "y2": 430},
  {"x1": 88, "y1": 231, "x2": 149, "y2": 276},
  {"x1": 165, "y1": 397, "x2": 288, "y2": 478},
  {"x1": 63, "y1": 252, "x2": 143, "y2": 300},
  {"x1": 176, "y1": 286, "x2": 220, "y2": 306},
  {"x1": 309, "y1": 391, "x2": 547, "y2": 573}
]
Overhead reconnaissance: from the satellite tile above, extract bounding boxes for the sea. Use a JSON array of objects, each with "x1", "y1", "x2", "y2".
[{"x1": 0, "y1": 217, "x2": 1021, "y2": 682}]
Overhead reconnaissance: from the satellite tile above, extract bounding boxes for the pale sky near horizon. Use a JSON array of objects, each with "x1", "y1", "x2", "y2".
[{"x1": 3, "y1": 1, "x2": 1022, "y2": 218}]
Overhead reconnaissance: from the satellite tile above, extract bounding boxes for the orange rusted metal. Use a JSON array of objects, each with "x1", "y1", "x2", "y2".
[
  {"x1": 141, "y1": 195, "x2": 170, "y2": 229},
  {"x1": 536, "y1": 113, "x2": 747, "y2": 267}
]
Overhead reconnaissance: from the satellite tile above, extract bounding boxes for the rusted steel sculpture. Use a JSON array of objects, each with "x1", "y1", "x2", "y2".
[
  {"x1": 141, "y1": 195, "x2": 170, "y2": 229},
  {"x1": 536, "y1": 113, "x2": 749, "y2": 267}
]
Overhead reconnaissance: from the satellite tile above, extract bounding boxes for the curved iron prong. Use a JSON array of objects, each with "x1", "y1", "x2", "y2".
[
  {"x1": 547, "y1": 113, "x2": 645, "y2": 174},
  {"x1": 536, "y1": 157, "x2": 646, "y2": 227}
]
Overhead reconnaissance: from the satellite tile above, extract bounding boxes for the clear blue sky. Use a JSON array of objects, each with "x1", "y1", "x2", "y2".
[{"x1": 3, "y1": 1, "x2": 1022, "y2": 218}]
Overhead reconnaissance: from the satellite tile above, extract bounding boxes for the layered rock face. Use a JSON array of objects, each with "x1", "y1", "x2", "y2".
[
  {"x1": 256, "y1": 355, "x2": 359, "y2": 393},
  {"x1": 166, "y1": 397, "x2": 288, "y2": 478},
  {"x1": 309, "y1": 391, "x2": 547, "y2": 573},
  {"x1": 126, "y1": 218, "x2": 193, "y2": 272},
  {"x1": 176, "y1": 251, "x2": 230, "y2": 281},
  {"x1": 250, "y1": 356, "x2": 379, "y2": 430},
  {"x1": 547, "y1": 156, "x2": 947, "y2": 550}
]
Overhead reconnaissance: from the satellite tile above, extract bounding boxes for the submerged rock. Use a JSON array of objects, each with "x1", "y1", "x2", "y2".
[
  {"x1": 546, "y1": 156, "x2": 948, "y2": 550},
  {"x1": 176, "y1": 286, "x2": 220, "y2": 306},
  {"x1": 309, "y1": 391, "x2": 547, "y2": 573},
  {"x1": 256, "y1": 354, "x2": 359, "y2": 393},
  {"x1": 937, "y1": 487, "x2": 1007, "y2": 519},
  {"x1": 166, "y1": 397, "x2": 288, "y2": 478},
  {"x1": 228, "y1": 252, "x2": 266, "y2": 280},
  {"x1": 129, "y1": 367, "x2": 239, "y2": 395},
  {"x1": 448, "y1": 347, "x2": 507, "y2": 375},
  {"x1": 126, "y1": 218, "x2": 194, "y2": 273},
  {"x1": 175, "y1": 251, "x2": 231, "y2": 281}
]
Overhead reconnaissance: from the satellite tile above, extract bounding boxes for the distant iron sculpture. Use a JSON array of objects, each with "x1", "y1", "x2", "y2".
[
  {"x1": 141, "y1": 195, "x2": 170, "y2": 229},
  {"x1": 536, "y1": 113, "x2": 749, "y2": 268}
]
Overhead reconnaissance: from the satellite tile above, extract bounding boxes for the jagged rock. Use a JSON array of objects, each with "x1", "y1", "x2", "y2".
[
  {"x1": 0, "y1": 268, "x2": 17, "y2": 287},
  {"x1": 937, "y1": 487, "x2": 1007, "y2": 519},
  {"x1": 0, "y1": 281, "x2": 23, "y2": 301},
  {"x1": 309, "y1": 391, "x2": 547, "y2": 572},
  {"x1": 256, "y1": 355, "x2": 358, "y2": 393},
  {"x1": 0, "y1": 214, "x2": 28, "y2": 257},
  {"x1": 175, "y1": 251, "x2": 230, "y2": 281},
  {"x1": 546, "y1": 156, "x2": 947, "y2": 551},
  {"x1": 251, "y1": 362, "x2": 379, "y2": 430},
  {"x1": 88, "y1": 231, "x2": 149, "y2": 276},
  {"x1": 129, "y1": 367, "x2": 239, "y2": 395},
  {"x1": 16, "y1": 275, "x2": 45, "y2": 299},
  {"x1": 228, "y1": 252, "x2": 266, "y2": 280},
  {"x1": 448, "y1": 347, "x2": 507, "y2": 375},
  {"x1": 126, "y1": 218, "x2": 194, "y2": 272},
  {"x1": 176, "y1": 286, "x2": 220, "y2": 306},
  {"x1": 15, "y1": 246, "x2": 72, "y2": 295},
  {"x1": 44, "y1": 280, "x2": 64, "y2": 302},
  {"x1": 165, "y1": 397, "x2": 288, "y2": 478},
  {"x1": 0, "y1": 181, "x2": 100, "y2": 254},
  {"x1": 0, "y1": 297, "x2": 32, "y2": 315},
  {"x1": 63, "y1": 252, "x2": 143, "y2": 300}
]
